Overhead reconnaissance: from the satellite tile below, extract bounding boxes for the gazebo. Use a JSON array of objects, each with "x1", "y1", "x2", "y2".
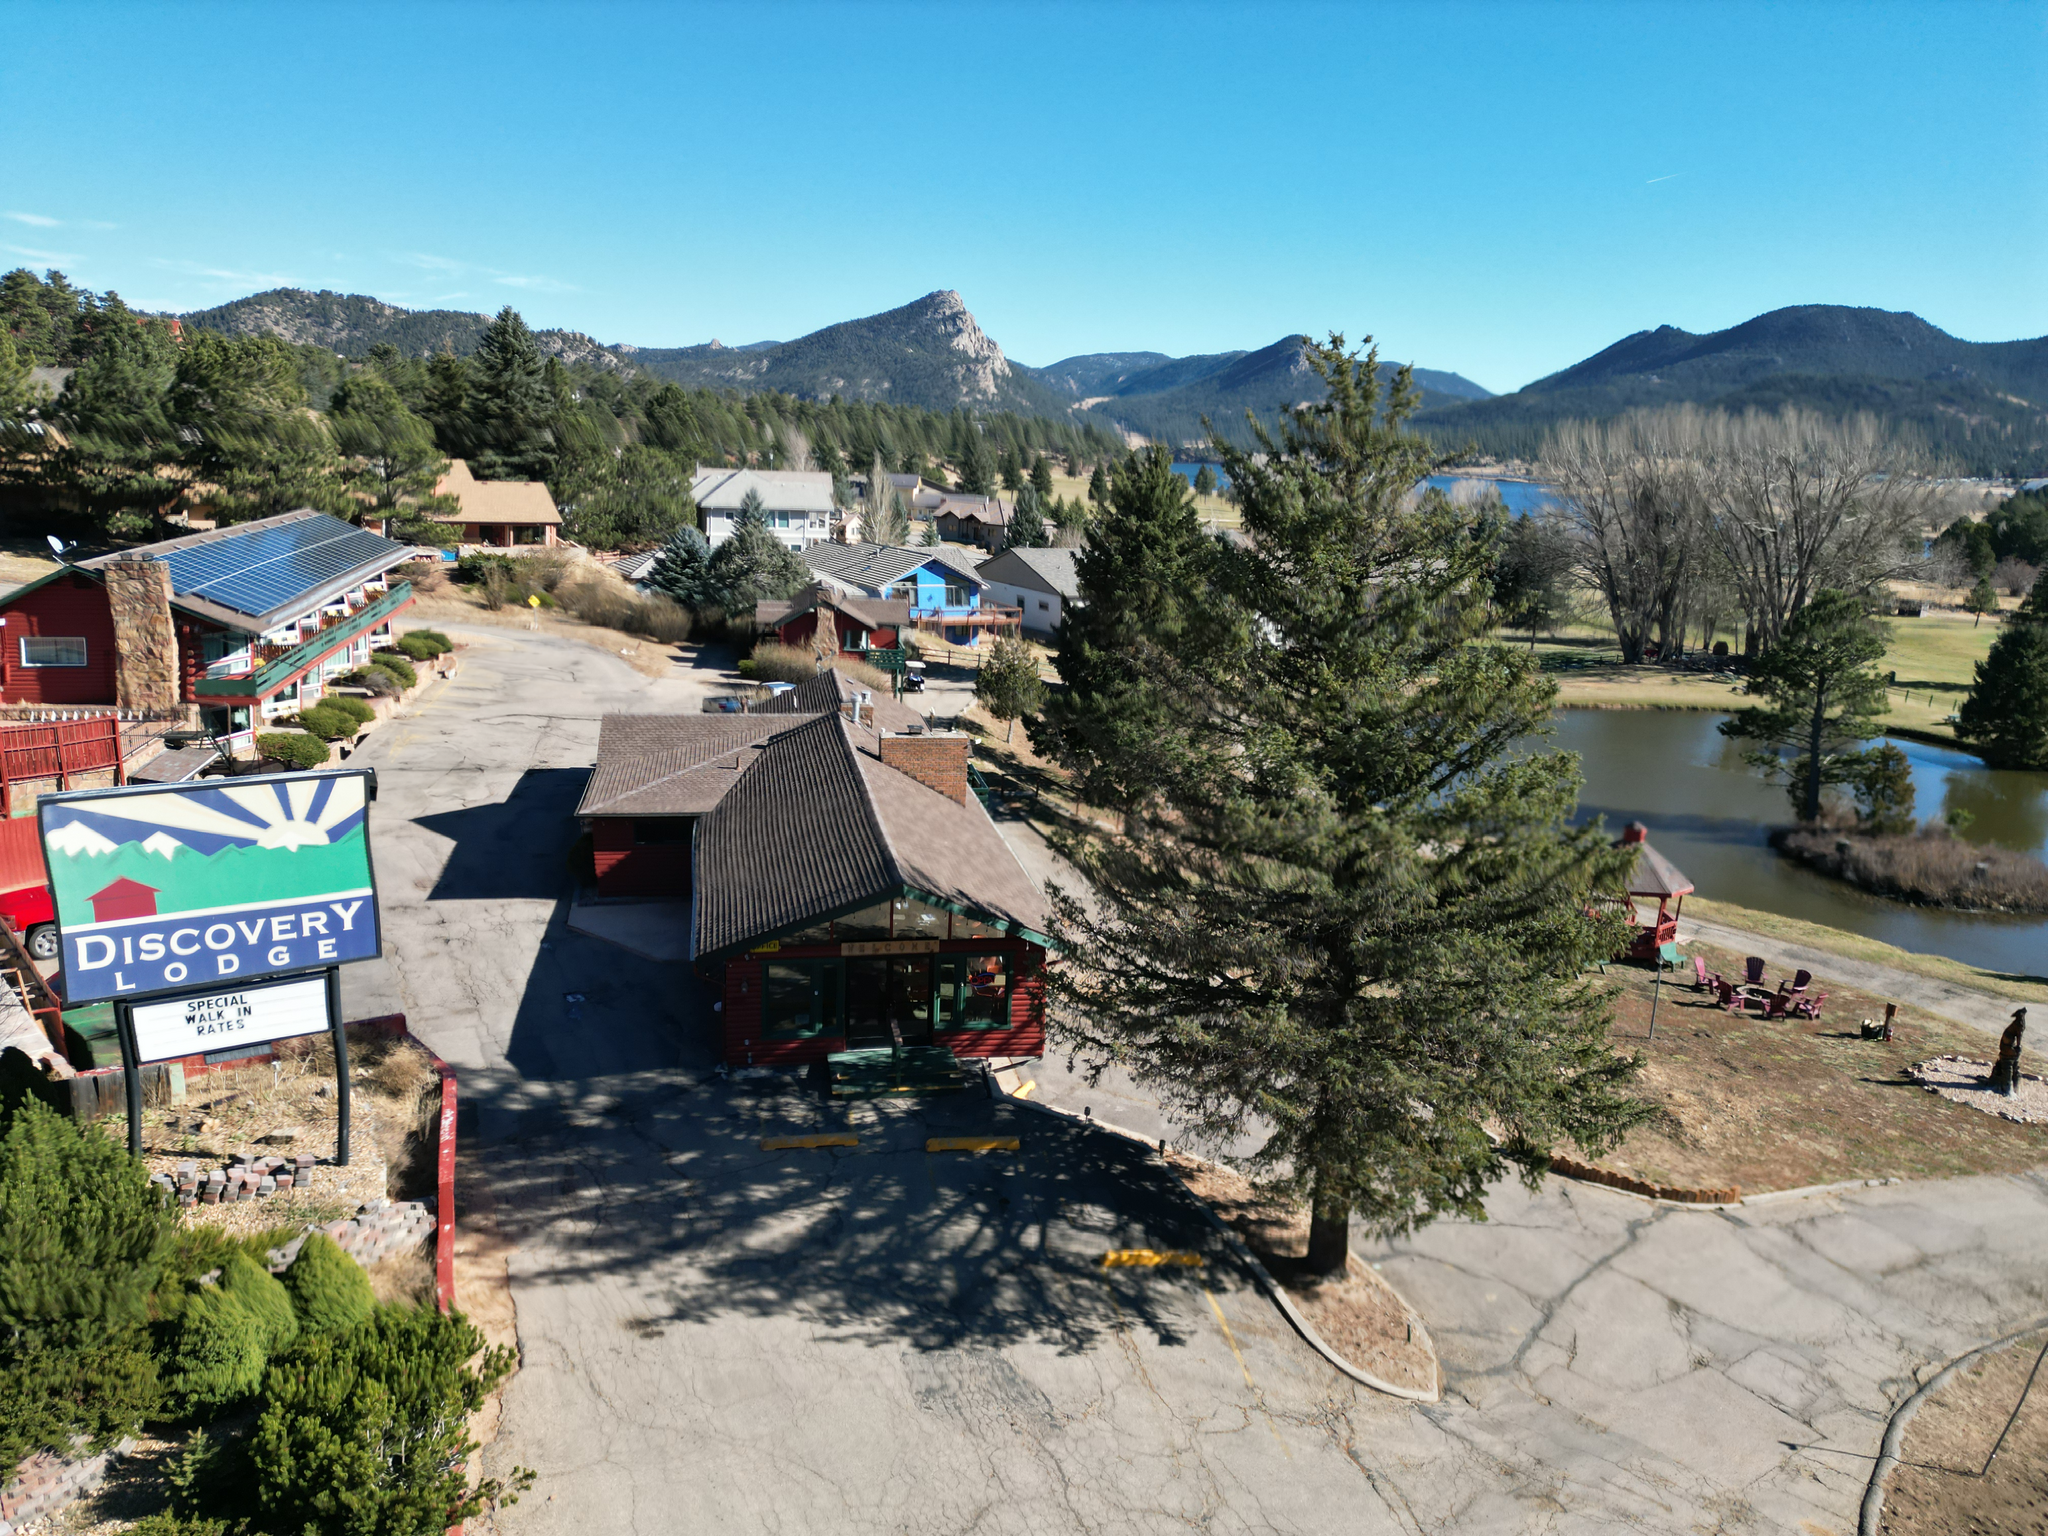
[{"x1": 1616, "y1": 821, "x2": 1694, "y2": 963}]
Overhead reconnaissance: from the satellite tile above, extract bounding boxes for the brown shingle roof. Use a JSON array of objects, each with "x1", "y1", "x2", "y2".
[
  {"x1": 692, "y1": 713, "x2": 1047, "y2": 958},
  {"x1": 575, "y1": 714, "x2": 819, "y2": 818},
  {"x1": 754, "y1": 667, "x2": 927, "y2": 735},
  {"x1": 431, "y1": 459, "x2": 561, "y2": 526}
]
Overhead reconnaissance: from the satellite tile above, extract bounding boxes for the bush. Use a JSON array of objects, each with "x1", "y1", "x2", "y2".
[
  {"x1": 163, "y1": 1252, "x2": 297, "y2": 1415},
  {"x1": 255, "y1": 733, "x2": 330, "y2": 770},
  {"x1": 393, "y1": 632, "x2": 443, "y2": 662},
  {"x1": 454, "y1": 552, "x2": 514, "y2": 587},
  {"x1": 280, "y1": 1234, "x2": 373, "y2": 1335},
  {"x1": 0, "y1": 1097, "x2": 174, "y2": 1464},
  {"x1": 554, "y1": 577, "x2": 693, "y2": 642},
  {"x1": 409, "y1": 628, "x2": 452, "y2": 653},
  {"x1": 293, "y1": 706, "x2": 359, "y2": 742},
  {"x1": 341, "y1": 667, "x2": 399, "y2": 698},
  {"x1": 324, "y1": 695, "x2": 376, "y2": 727},
  {"x1": 370, "y1": 651, "x2": 419, "y2": 689},
  {"x1": 736, "y1": 659, "x2": 756, "y2": 678},
  {"x1": 249, "y1": 1306, "x2": 527, "y2": 1536}
]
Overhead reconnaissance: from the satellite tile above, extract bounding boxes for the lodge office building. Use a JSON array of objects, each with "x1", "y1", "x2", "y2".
[{"x1": 579, "y1": 671, "x2": 1050, "y2": 1067}]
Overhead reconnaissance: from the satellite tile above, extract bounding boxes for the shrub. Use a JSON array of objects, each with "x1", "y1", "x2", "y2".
[
  {"x1": 341, "y1": 667, "x2": 399, "y2": 698},
  {"x1": 164, "y1": 1288, "x2": 268, "y2": 1413},
  {"x1": 249, "y1": 1306, "x2": 528, "y2": 1536},
  {"x1": 163, "y1": 1252, "x2": 297, "y2": 1415},
  {"x1": 394, "y1": 632, "x2": 444, "y2": 661},
  {"x1": 554, "y1": 578, "x2": 693, "y2": 642},
  {"x1": 736, "y1": 659, "x2": 756, "y2": 678},
  {"x1": 280, "y1": 1234, "x2": 373, "y2": 1335},
  {"x1": 127, "y1": 1516, "x2": 230, "y2": 1536},
  {"x1": 293, "y1": 706, "x2": 358, "y2": 742},
  {"x1": 410, "y1": 628, "x2": 452, "y2": 653},
  {"x1": 454, "y1": 552, "x2": 514, "y2": 587},
  {"x1": 324, "y1": 695, "x2": 376, "y2": 727},
  {"x1": 370, "y1": 651, "x2": 419, "y2": 689},
  {"x1": 255, "y1": 733, "x2": 330, "y2": 770},
  {"x1": 0, "y1": 1097, "x2": 173, "y2": 1464}
]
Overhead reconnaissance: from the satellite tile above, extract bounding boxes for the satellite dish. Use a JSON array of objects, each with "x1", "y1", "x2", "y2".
[{"x1": 44, "y1": 535, "x2": 69, "y2": 561}]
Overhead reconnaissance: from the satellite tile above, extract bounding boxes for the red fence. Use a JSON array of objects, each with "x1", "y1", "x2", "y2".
[{"x1": 0, "y1": 715, "x2": 124, "y2": 815}]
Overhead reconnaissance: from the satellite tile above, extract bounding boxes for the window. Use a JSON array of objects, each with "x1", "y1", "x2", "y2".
[
  {"x1": 19, "y1": 637, "x2": 85, "y2": 667},
  {"x1": 890, "y1": 897, "x2": 951, "y2": 941},
  {"x1": 950, "y1": 912, "x2": 1006, "y2": 940},
  {"x1": 1037, "y1": 599, "x2": 1050, "y2": 611},
  {"x1": 962, "y1": 953, "x2": 1011, "y2": 1028},
  {"x1": 833, "y1": 902, "x2": 892, "y2": 940},
  {"x1": 943, "y1": 584, "x2": 968, "y2": 607},
  {"x1": 763, "y1": 961, "x2": 840, "y2": 1040}
]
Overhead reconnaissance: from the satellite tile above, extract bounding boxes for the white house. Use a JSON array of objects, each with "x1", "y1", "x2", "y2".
[
  {"x1": 975, "y1": 546, "x2": 1080, "y2": 636},
  {"x1": 690, "y1": 466, "x2": 838, "y2": 550}
]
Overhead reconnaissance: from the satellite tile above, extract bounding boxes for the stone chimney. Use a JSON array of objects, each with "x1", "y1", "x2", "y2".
[
  {"x1": 102, "y1": 556, "x2": 179, "y2": 712},
  {"x1": 878, "y1": 733, "x2": 970, "y2": 805}
]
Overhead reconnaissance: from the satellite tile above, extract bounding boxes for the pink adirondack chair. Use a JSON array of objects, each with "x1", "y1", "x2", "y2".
[
  {"x1": 1692, "y1": 956, "x2": 1712, "y2": 991},
  {"x1": 1794, "y1": 991, "x2": 1828, "y2": 1020}
]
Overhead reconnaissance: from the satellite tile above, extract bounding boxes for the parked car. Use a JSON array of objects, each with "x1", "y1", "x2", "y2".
[{"x1": 0, "y1": 817, "x2": 56, "y2": 960}]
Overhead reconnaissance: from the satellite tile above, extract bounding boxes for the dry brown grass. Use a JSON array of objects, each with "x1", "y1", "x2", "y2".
[
  {"x1": 406, "y1": 587, "x2": 694, "y2": 679},
  {"x1": 1881, "y1": 1328, "x2": 2048, "y2": 1536},
  {"x1": 1776, "y1": 823, "x2": 2048, "y2": 913},
  {"x1": 748, "y1": 641, "x2": 893, "y2": 694},
  {"x1": 1577, "y1": 943, "x2": 2048, "y2": 1193}
]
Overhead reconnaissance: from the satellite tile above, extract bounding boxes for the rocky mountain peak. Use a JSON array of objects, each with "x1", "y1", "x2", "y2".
[{"x1": 905, "y1": 289, "x2": 1009, "y2": 396}]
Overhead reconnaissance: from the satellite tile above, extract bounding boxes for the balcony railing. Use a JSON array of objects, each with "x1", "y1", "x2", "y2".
[{"x1": 196, "y1": 581, "x2": 412, "y2": 698}]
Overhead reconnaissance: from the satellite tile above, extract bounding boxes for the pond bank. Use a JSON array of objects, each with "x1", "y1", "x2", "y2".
[{"x1": 1770, "y1": 824, "x2": 2048, "y2": 913}]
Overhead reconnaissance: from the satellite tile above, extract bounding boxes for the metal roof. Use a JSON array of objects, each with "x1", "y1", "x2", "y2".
[
  {"x1": 76, "y1": 509, "x2": 415, "y2": 632},
  {"x1": 976, "y1": 546, "x2": 1080, "y2": 600},
  {"x1": 690, "y1": 466, "x2": 837, "y2": 514}
]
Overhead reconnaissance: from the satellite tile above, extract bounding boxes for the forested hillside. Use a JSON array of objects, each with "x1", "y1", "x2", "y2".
[
  {"x1": 182, "y1": 289, "x2": 627, "y2": 371},
  {"x1": 1413, "y1": 306, "x2": 2048, "y2": 474},
  {"x1": 0, "y1": 270, "x2": 1125, "y2": 551}
]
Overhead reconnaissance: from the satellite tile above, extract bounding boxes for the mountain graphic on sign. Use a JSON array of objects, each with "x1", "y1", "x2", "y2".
[
  {"x1": 140, "y1": 832, "x2": 184, "y2": 859},
  {"x1": 50, "y1": 825, "x2": 372, "y2": 928},
  {"x1": 46, "y1": 821, "x2": 119, "y2": 856}
]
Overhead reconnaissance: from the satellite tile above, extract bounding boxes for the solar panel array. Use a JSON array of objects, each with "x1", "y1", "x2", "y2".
[{"x1": 157, "y1": 516, "x2": 401, "y2": 621}]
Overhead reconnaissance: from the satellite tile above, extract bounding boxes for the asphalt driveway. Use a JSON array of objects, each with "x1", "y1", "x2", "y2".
[{"x1": 342, "y1": 623, "x2": 2048, "y2": 1536}]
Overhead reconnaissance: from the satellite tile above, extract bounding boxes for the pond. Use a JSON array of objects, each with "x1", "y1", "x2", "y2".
[
  {"x1": 1172, "y1": 467, "x2": 1560, "y2": 519},
  {"x1": 1552, "y1": 708, "x2": 2048, "y2": 978}
]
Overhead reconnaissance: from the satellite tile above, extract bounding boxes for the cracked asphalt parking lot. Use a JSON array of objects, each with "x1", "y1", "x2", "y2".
[{"x1": 343, "y1": 624, "x2": 2048, "y2": 1534}]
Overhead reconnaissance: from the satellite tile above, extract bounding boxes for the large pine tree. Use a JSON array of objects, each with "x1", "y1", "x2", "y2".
[
  {"x1": 1041, "y1": 340, "x2": 1645, "y2": 1270},
  {"x1": 1958, "y1": 581, "x2": 2048, "y2": 768},
  {"x1": 465, "y1": 307, "x2": 555, "y2": 481}
]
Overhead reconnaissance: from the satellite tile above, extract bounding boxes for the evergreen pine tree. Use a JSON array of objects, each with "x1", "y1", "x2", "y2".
[
  {"x1": 998, "y1": 446, "x2": 1022, "y2": 492},
  {"x1": 1965, "y1": 575, "x2": 2001, "y2": 627},
  {"x1": 1192, "y1": 464, "x2": 1218, "y2": 496},
  {"x1": 1029, "y1": 453, "x2": 1054, "y2": 499},
  {"x1": 1958, "y1": 581, "x2": 2048, "y2": 767},
  {"x1": 1041, "y1": 339, "x2": 1646, "y2": 1272},
  {"x1": 1004, "y1": 484, "x2": 1049, "y2": 549},
  {"x1": 1720, "y1": 589, "x2": 1890, "y2": 822},
  {"x1": 1087, "y1": 462, "x2": 1110, "y2": 507},
  {"x1": 959, "y1": 434, "x2": 996, "y2": 496},
  {"x1": 466, "y1": 307, "x2": 555, "y2": 481},
  {"x1": 647, "y1": 524, "x2": 716, "y2": 608},
  {"x1": 975, "y1": 635, "x2": 1046, "y2": 742},
  {"x1": 921, "y1": 517, "x2": 941, "y2": 547},
  {"x1": 707, "y1": 518, "x2": 810, "y2": 614}
]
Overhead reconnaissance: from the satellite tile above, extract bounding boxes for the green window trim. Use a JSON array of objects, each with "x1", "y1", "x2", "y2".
[{"x1": 756, "y1": 954, "x2": 1014, "y2": 1038}]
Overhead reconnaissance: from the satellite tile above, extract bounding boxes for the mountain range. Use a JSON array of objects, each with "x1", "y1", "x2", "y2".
[{"x1": 178, "y1": 288, "x2": 2048, "y2": 472}]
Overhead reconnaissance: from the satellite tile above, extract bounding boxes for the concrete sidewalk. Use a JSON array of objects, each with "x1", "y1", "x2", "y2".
[{"x1": 565, "y1": 899, "x2": 691, "y2": 962}]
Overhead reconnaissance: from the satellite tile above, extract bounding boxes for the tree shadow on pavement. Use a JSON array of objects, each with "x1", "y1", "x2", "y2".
[{"x1": 480, "y1": 1073, "x2": 1239, "y2": 1355}]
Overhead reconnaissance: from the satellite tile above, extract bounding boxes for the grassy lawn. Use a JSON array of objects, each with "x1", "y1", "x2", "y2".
[
  {"x1": 1518, "y1": 610, "x2": 2005, "y2": 747},
  {"x1": 1579, "y1": 943, "x2": 2048, "y2": 1193},
  {"x1": 1040, "y1": 469, "x2": 1238, "y2": 529}
]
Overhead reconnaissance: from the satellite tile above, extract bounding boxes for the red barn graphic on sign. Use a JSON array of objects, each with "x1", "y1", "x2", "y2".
[{"x1": 88, "y1": 877, "x2": 159, "y2": 922}]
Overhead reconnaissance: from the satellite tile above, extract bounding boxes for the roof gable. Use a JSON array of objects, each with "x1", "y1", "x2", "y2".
[
  {"x1": 978, "y1": 546, "x2": 1080, "y2": 599},
  {"x1": 803, "y1": 541, "x2": 989, "y2": 593}
]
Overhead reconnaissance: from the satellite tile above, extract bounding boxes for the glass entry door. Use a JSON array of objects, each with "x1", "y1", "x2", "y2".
[{"x1": 842, "y1": 958, "x2": 933, "y2": 1049}]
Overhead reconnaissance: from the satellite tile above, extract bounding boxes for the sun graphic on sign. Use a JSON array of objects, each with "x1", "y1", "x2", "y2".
[{"x1": 47, "y1": 776, "x2": 367, "y2": 857}]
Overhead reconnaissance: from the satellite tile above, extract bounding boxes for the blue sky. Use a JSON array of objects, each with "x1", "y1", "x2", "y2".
[{"x1": 2, "y1": 1, "x2": 2040, "y2": 393}]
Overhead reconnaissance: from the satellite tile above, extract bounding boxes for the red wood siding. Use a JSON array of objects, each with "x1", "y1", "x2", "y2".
[
  {"x1": 0, "y1": 575, "x2": 117, "y2": 704},
  {"x1": 772, "y1": 612, "x2": 899, "y2": 657},
  {"x1": 721, "y1": 959, "x2": 844, "y2": 1066},
  {"x1": 590, "y1": 818, "x2": 692, "y2": 898}
]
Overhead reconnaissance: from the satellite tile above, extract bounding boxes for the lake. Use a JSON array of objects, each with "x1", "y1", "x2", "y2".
[
  {"x1": 1553, "y1": 709, "x2": 2048, "y2": 977},
  {"x1": 1173, "y1": 464, "x2": 1558, "y2": 518}
]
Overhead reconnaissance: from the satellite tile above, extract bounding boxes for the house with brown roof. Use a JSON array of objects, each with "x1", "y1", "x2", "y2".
[
  {"x1": 420, "y1": 459, "x2": 562, "y2": 551},
  {"x1": 576, "y1": 668, "x2": 1048, "y2": 1069},
  {"x1": 933, "y1": 494, "x2": 1013, "y2": 550},
  {"x1": 753, "y1": 585, "x2": 908, "y2": 660}
]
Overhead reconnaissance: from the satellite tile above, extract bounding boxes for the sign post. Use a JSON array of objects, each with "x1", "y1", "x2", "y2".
[{"x1": 37, "y1": 769, "x2": 380, "y2": 1162}]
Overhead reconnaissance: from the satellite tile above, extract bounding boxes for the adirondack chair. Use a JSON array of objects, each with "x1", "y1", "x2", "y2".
[
  {"x1": 1787, "y1": 968, "x2": 1812, "y2": 994},
  {"x1": 1794, "y1": 991, "x2": 1829, "y2": 1020},
  {"x1": 1763, "y1": 987, "x2": 1794, "y2": 1020},
  {"x1": 1692, "y1": 956, "x2": 1713, "y2": 991},
  {"x1": 1744, "y1": 956, "x2": 1767, "y2": 987},
  {"x1": 1717, "y1": 978, "x2": 1743, "y2": 1012}
]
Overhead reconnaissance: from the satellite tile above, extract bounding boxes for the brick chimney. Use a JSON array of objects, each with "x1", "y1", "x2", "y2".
[
  {"x1": 878, "y1": 733, "x2": 970, "y2": 805},
  {"x1": 102, "y1": 556, "x2": 179, "y2": 712},
  {"x1": 1620, "y1": 822, "x2": 1648, "y2": 845}
]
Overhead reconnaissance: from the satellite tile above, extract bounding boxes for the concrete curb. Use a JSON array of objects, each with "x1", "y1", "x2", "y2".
[
  {"x1": 1744, "y1": 1176, "x2": 1903, "y2": 1206},
  {"x1": 1005, "y1": 1092, "x2": 1442, "y2": 1403},
  {"x1": 1859, "y1": 1315, "x2": 2048, "y2": 1536}
]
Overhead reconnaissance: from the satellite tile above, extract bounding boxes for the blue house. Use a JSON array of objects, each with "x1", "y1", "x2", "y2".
[{"x1": 802, "y1": 543, "x2": 1015, "y2": 647}]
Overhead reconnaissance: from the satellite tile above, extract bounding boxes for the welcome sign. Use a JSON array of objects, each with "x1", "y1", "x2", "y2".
[{"x1": 40, "y1": 770, "x2": 381, "y2": 1004}]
